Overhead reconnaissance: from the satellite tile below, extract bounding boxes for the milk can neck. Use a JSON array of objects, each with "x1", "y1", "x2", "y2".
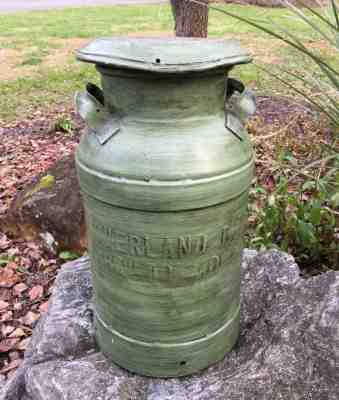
[{"x1": 98, "y1": 67, "x2": 227, "y2": 120}]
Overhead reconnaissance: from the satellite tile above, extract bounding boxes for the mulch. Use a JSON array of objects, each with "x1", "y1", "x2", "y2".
[{"x1": 0, "y1": 106, "x2": 83, "y2": 380}]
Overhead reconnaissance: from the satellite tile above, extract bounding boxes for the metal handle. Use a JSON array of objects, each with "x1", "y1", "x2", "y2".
[
  {"x1": 225, "y1": 78, "x2": 256, "y2": 141},
  {"x1": 75, "y1": 83, "x2": 120, "y2": 145}
]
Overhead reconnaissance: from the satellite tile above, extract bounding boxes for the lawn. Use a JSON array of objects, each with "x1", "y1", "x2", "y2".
[{"x1": 0, "y1": 3, "x2": 336, "y2": 121}]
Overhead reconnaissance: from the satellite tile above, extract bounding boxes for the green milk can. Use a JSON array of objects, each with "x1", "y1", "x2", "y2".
[{"x1": 75, "y1": 37, "x2": 255, "y2": 377}]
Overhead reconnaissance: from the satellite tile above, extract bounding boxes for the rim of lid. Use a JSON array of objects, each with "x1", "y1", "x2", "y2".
[{"x1": 76, "y1": 37, "x2": 252, "y2": 73}]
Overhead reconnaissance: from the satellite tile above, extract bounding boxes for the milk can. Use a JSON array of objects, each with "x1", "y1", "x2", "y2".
[{"x1": 75, "y1": 38, "x2": 255, "y2": 377}]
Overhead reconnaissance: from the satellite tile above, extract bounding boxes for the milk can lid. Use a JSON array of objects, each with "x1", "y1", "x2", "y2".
[{"x1": 76, "y1": 37, "x2": 251, "y2": 73}]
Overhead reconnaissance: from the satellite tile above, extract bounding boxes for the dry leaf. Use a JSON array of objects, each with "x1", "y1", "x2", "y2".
[
  {"x1": 13, "y1": 302, "x2": 23, "y2": 311},
  {"x1": 0, "y1": 338, "x2": 20, "y2": 353},
  {"x1": 9, "y1": 328, "x2": 26, "y2": 338},
  {"x1": 1, "y1": 311, "x2": 13, "y2": 322},
  {"x1": 9, "y1": 351, "x2": 21, "y2": 361},
  {"x1": 0, "y1": 268, "x2": 19, "y2": 288},
  {"x1": 0, "y1": 300, "x2": 9, "y2": 311},
  {"x1": 0, "y1": 166, "x2": 11, "y2": 178},
  {"x1": 39, "y1": 301, "x2": 49, "y2": 313},
  {"x1": 6, "y1": 262, "x2": 18, "y2": 270},
  {"x1": 13, "y1": 283, "x2": 28, "y2": 296},
  {"x1": 0, "y1": 234, "x2": 11, "y2": 250},
  {"x1": 16, "y1": 337, "x2": 30, "y2": 351},
  {"x1": 21, "y1": 311, "x2": 40, "y2": 326},
  {"x1": 0, "y1": 359, "x2": 22, "y2": 374},
  {"x1": 1, "y1": 325, "x2": 15, "y2": 337},
  {"x1": 28, "y1": 285, "x2": 44, "y2": 301}
]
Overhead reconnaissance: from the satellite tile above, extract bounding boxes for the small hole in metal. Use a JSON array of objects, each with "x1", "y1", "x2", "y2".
[
  {"x1": 155, "y1": 58, "x2": 161, "y2": 64},
  {"x1": 180, "y1": 361, "x2": 186, "y2": 366}
]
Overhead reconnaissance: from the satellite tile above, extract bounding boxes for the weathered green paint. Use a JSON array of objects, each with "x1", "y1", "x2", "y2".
[
  {"x1": 75, "y1": 38, "x2": 255, "y2": 377},
  {"x1": 76, "y1": 37, "x2": 251, "y2": 73}
]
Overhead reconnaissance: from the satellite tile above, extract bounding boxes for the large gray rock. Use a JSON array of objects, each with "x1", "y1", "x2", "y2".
[{"x1": 1, "y1": 251, "x2": 338, "y2": 400}]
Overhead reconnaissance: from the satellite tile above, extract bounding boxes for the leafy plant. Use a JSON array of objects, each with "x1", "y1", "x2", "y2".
[
  {"x1": 0, "y1": 254, "x2": 15, "y2": 267},
  {"x1": 248, "y1": 155, "x2": 339, "y2": 273},
  {"x1": 53, "y1": 116, "x2": 74, "y2": 135}
]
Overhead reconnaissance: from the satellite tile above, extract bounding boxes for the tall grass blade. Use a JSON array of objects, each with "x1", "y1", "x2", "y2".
[
  {"x1": 287, "y1": 72, "x2": 339, "y2": 117},
  {"x1": 258, "y1": 65, "x2": 339, "y2": 126},
  {"x1": 330, "y1": 0, "x2": 339, "y2": 29},
  {"x1": 192, "y1": 0, "x2": 339, "y2": 77},
  {"x1": 283, "y1": 0, "x2": 337, "y2": 46},
  {"x1": 293, "y1": 0, "x2": 339, "y2": 32}
]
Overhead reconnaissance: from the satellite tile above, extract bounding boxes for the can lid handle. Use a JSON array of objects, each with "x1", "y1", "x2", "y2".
[
  {"x1": 225, "y1": 78, "x2": 256, "y2": 141},
  {"x1": 75, "y1": 83, "x2": 120, "y2": 145}
]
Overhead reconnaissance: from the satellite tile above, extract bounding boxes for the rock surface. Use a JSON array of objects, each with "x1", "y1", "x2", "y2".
[{"x1": 1, "y1": 250, "x2": 338, "y2": 400}]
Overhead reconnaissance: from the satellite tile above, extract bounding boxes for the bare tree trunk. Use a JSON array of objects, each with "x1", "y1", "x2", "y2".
[{"x1": 171, "y1": 0, "x2": 209, "y2": 38}]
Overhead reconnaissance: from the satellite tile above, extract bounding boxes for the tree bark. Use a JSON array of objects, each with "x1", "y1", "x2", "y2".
[{"x1": 171, "y1": 0, "x2": 209, "y2": 38}]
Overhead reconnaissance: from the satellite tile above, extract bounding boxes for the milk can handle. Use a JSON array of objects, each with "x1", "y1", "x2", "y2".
[
  {"x1": 75, "y1": 83, "x2": 120, "y2": 145},
  {"x1": 225, "y1": 78, "x2": 256, "y2": 141}
]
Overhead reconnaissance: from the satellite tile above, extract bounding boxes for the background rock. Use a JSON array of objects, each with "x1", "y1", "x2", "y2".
[
  {"x1": 1, "y1": 250, "x2": 338, "y2": 400},
  {"x1": 2, "y1": 155, "x2": 86, "y2": 254}
]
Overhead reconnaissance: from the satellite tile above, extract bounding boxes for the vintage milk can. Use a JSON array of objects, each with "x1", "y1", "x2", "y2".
[{"x1": 75, "y1": 38, "x2": 255, "y2": 377}]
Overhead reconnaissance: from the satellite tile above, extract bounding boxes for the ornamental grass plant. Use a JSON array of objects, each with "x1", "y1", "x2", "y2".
[{"x1": 194, "y1": 0, "x2": 339, "y2": 273}]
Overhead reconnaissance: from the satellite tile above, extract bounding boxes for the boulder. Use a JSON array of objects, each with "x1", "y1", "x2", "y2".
[
  {"x1": 1, "y1": 250, "x2": 338, "y2": 400},
  {"x1": 2, "y1": 155, "x2": 86, "y2": 253}
]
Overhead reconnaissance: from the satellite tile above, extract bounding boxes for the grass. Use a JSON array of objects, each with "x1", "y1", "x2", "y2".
[{"x1": 0, "y1": 3, "x2": 338, "y2": 121}]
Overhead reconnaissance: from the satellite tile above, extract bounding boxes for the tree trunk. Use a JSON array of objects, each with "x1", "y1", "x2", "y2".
[{"x1": 171, "y1": 0, "x2": 209, "y2": 38}]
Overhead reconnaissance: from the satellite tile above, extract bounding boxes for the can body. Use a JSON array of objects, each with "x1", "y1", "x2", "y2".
[{"x1": 76, "y1": 62, "x2": 254, "y2": 377}]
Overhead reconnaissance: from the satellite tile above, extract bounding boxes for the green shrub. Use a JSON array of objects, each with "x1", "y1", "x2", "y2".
[
  {"x1": 53, "y1": 115, "x2": 74, "y2": 135},
  {"x1": 248, "y1": 160, "x2": 339, "y2": 272}
]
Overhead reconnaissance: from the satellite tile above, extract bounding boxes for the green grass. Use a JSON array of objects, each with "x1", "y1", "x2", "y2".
[
  {"x1": 0, "y1": 3, "x2": 336, "y2": 121},
  {"x1": 0, "y1": 4, "x2": 314, "y2": 42}
]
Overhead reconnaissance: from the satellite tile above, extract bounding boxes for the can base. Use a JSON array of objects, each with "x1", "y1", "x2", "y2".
[{"x1": 95, "y1": 306, "x2": 240, "y2": 378}]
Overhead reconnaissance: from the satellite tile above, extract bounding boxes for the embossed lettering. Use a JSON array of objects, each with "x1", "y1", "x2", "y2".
[
  {"x1": 220, "y1": 226, "x2": 230, "y2": 246},
  {"x1": 162, "y1": 238, "x2": 174, "y2": 258},
  {"x1": 90, "y1": 215, "x2": 240, "y2": 261},
  {"x1": 144, "y1": 236, "x2": 157, "y2": 258},
  {"x1": 177, "y1": 235, "x2": 207, "y2": 257},
  {"x1": 114, "y1": 232, "x2": 129, "y2": 254},
  {"x1": 178, "y1": 236, "x2": 192, "y2": 257},
  {"x1": 197, "y1": 235, "x2": 208, "y2": 254},
  {"x1": 128, "y1": 235, "x2": 145, "y2": 256}
]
